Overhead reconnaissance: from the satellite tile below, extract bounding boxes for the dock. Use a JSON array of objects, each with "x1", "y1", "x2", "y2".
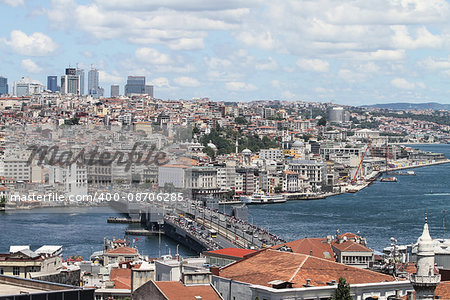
[
  {"x1": 107, "y1": 217, "x2": 141, "y2": 224},
  {"x1": 125, "y1": 229, "x2": 163, "y2": 236}
]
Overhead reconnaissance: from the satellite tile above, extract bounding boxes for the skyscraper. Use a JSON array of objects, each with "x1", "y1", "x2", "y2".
[
  {"x1": 76, "y1": 68, "x2": 85, "y2": 95},
  {"x1": 111, "y1": 84, "x2": 120, "y2": 97},
  {"x1": 61, "y1": 68, "x2": 80, "y2": 95},
  {"x1": 47, "y1": 76, "x2": 57, "y2": 92},
  {"x1": 0, "y1": 76, "x2": 8, "y2": 95},
  {"x1": 88, "y1": 68, "x2": 100, "y2": 98},
  {"x1": 125, "y1": 76, "x2": 146, "y2": 96},
  {"x1": 145, "y1": 85, "x2": 154, "y2": 98},
  {"x1": 14, "y1": 77, "x2": 44, "y2": 96}
]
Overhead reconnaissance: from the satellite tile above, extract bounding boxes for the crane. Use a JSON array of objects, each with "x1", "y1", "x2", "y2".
[{"x1": 351, "y1": 142, "x2": 371, "y2": 184}]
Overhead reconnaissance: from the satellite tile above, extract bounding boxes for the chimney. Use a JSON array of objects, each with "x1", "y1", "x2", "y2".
[
  {"x1": 195, "y1": 297, "x2": 202, "y2": 300},
  {"x1": 309, "y1": 250, "x2": 313, "y2": 256}
]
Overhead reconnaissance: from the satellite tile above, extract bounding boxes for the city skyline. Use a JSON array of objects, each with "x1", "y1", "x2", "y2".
[{"x1": 2, "y1": 1, "x2": 450, "y2": 104}]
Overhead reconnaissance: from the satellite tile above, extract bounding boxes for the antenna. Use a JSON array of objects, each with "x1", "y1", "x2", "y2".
[{"x1": 443, "y1": 209, "x2": 447, "y2": 240}]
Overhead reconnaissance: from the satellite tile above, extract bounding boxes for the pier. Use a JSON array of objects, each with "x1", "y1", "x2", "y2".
[
  {"x1": 107, "y1": 217, "x2": 141, "y2": 224},
  {"x1": 125, "y1": 229, "x2": 163, "y2": 236}
]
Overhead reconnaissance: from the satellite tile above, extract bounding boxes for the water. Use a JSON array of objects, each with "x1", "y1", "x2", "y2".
[
  {"x1": 0, "y1": 206, "x2": 195, "y2": 259},
  {"x1": 249, "y1": 144, "x2": 450, "y2": 252},
  {"x1": 0, "y1": 144, "x2": 448, "y2": 257}
]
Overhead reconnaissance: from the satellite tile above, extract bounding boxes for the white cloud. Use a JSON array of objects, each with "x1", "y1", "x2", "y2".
[
  {"x1": 282, "y1": 91, "x2": 296, "y2": 99},
  {"x1": 205, "y1": 57, "x2": 232, "y2": 69},
  {"x1": 1, "y1": 30, "x2": 58, "y2": 56},
  {"x1": 150, "y1": 77, "x2": 171, "y2": 88},
  {"x1": 418, "y1": 56, "x2": 450, "y2": 70},
  {"x1": 271, "y1": 80, "x2": 281, "y2": 88},
  {"x1": 46, "y1": 0, "x2": 256, "y2": 50},
  {"x1": 296, "y1": 58, "x2": 330, "y2": 72},
  {"x1": 98, "y1": 70, "x2": 123, "y2": 84},
  {"x1": 225, "y1": 81, "x2": 257, "y2": 91},
  {"x1": 135, "y1": 48, "x2": 172, "y2": 64},
  {"x1": 391, "y1": 78, "x2": 426, "y2": 89},
  {"x1": 0, "y1": 0, "x2": 24, "y2": 6},
  {"x1": 21, "y1": 59, "x2": 42, "y2": 73},
  {"x1": 173, "y1": 76, "x2": 200, "y2": 87},
  {"x1": 338, "y1": 69, "x2": 366, "y2": 83},
  {"x1": 391, "y1": 25, "x2": 442, "y2": 49},
  {"x1": 255, "y1": 57, "x2": 278, "y2": 71},
  {"x1": 235, "y1": 30, "x2": 276, "y2": 51}
]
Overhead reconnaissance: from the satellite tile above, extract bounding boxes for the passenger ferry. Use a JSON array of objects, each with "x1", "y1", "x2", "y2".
[{"x1": 240, "y1": 191, "x2": 286, "y2": 205}]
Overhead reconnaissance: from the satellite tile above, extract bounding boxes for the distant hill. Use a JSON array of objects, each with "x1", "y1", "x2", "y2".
[{"x1": 361, "y1": 102, "x2": 450, "y2": 110}]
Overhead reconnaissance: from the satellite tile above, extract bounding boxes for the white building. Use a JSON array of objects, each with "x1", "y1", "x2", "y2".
[{"x1": 13, "y1": 77, "x2": 44, "y2": 97}]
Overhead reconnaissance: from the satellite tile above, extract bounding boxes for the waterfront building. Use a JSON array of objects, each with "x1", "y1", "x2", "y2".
[
  {"x1": 410, "y1": 217, "x2": 441, "y2": 300},
  {"x1": 47, "y1": 75, "x2": 57, "y2": 92},
  {"x1": 288, "y1": 160, "x2": 326, "y2": 189},
  {"x1": 212, "y1": 248, "x2": 412, "y2": 300},
  {"x1": 0, "y1": 247, "x2": 62, "y2": 279},
  {"x1": 0, "y1": 76, "x2": 8, "y2": 95},
  {"x1": 88, "y1": 68, "x2": 100, "y2": 98},
  {"x1": 103, "y1": 247, "x2": 139, "y2": 265},
  {"x1": 111, "y1": 84, "x2": 120, "y2": 97}
]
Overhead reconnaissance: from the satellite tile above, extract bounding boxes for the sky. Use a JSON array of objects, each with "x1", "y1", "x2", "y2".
[{"x1": 1, "y1": 0, "x2": 450, "y2": 105}]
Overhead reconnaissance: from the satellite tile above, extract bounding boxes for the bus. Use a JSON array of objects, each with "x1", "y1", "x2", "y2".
[{"x1": 209, "y1": 229, "x2": 217, "y2": 238}]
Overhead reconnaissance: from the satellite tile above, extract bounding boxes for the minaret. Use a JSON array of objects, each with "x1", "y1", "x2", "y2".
[
  {"x1": 235, "y1": 138, "x2": 239, "y2": 154},
  {"x1": 410, "y1": 214, "x2": 440, "y2": 300}
]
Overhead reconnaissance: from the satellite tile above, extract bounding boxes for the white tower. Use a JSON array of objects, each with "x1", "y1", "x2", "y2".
[{"x1": 410, "y1": 215, "x2": 440, "y2": 300}]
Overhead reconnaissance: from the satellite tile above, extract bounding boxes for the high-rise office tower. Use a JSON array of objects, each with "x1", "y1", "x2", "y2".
[
  {"x1": 76, "y1": 68, "x2": 85, "y2": 95},
  {"x1": 14, "y1": 77, "x2": 44, "y2": 96},
  {"x1": 0, "y1": 76, "x2": 8, "y2": 95},
  {"x1": 88, "y1": 68, "x2": 100, "y2": 98},
  {"x1": 145, "y1": 85, "x2": 154, "y2": 98},
  {"x1": 125, "y1": 76, "x2": 146, "y2": 96},
  {"x1": 61, "y1": 68, "x2": 80, "y2": 95},
  {"x1": 111, "y1": 84, "x2": 120, "y2": 97},
  {"x1": 47, "y1": 76, "x2": 57, "y2": 92}
]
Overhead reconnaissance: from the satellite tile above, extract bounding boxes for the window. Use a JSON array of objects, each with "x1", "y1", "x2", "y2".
[
  {"x1": 0, "y1": 267, "x2": 3, "y2": 274},
  {"x1": 13, "y1": 266, "x2": 20, "y2": 276}
]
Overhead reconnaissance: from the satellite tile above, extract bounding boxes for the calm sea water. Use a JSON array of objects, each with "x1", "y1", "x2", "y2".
[{"x1": 0, "y1": 144, "x2": 448, "y2": 258}]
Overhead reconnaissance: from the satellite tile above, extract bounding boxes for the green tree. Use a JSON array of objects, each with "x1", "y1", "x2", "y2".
[
  {"x1": 318, "y1": 117, "x2": 327, "y2": 126},
  {"x1": 235, "y1": 117, "x2": 248, "y2": 125},
  {"x1": 332, "y1": 277, "x2": 352, "y2": 300},
  {"x1": 203, "y1": 146, "x2": 216, "y2": 160}
]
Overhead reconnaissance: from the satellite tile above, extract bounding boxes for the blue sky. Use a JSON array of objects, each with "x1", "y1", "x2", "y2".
[{"x1": 1, "y1": 0, "x2": 450, "y2": 105}]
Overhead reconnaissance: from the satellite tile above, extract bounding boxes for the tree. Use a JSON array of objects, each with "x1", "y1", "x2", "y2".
[
  {"x1": 332, "y1": 277, "x2": 352, "y2": 300},
  {"x1": 234, "y1": 117, "x2": 248, "y2": 125},
  {"x1": 318, "y1": 117, "x2": 327, "y2": 126}
]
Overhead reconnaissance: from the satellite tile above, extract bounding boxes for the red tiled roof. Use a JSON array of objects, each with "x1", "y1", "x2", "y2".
[
  {"x1": 110, "y1": 268, "x2": 131, "y2": 290},
  {"x1": 154, "y1": 281, "x2": 221, "y2": 300},
  {"x1": 436, "y1": 282, "x2": 450, "y2": 299},
  {"x1": 272, "y1": 238, "x2": 334, "y2": 260},
  {"x1": 331, "y1": 240, "x2": 372, "y2": 252},
  {"x1": 106, "y1": 247, "x2": 138, "y2": 254},
  {"x1": 220, "y1": 249, "x2": 394, "y2": 288},
  {"x1": 204, "y1": 247, "x2": 257, "y2": 259}
]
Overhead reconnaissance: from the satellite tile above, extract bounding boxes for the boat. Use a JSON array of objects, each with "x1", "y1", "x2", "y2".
[
  {"x1": 240, "y1": 191, "x2": 286, "y2": 204},
  {"x1": 390, "y1": 170, "x2": 415, "y2": 176},
  {"x1": 380, "y1": 177, "x2": 398, "y2": 182}
]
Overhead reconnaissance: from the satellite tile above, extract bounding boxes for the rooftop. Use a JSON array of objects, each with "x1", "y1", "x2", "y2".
[
  {"x1": 154, "y1": 281, "x2": 222, "y2": 300},
  {"x1": 203, "y1": 247, "x2": 256, "y2": 259},
  {"x1": 219, "y1": 249, "x2": 394, "y2": 288}
]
